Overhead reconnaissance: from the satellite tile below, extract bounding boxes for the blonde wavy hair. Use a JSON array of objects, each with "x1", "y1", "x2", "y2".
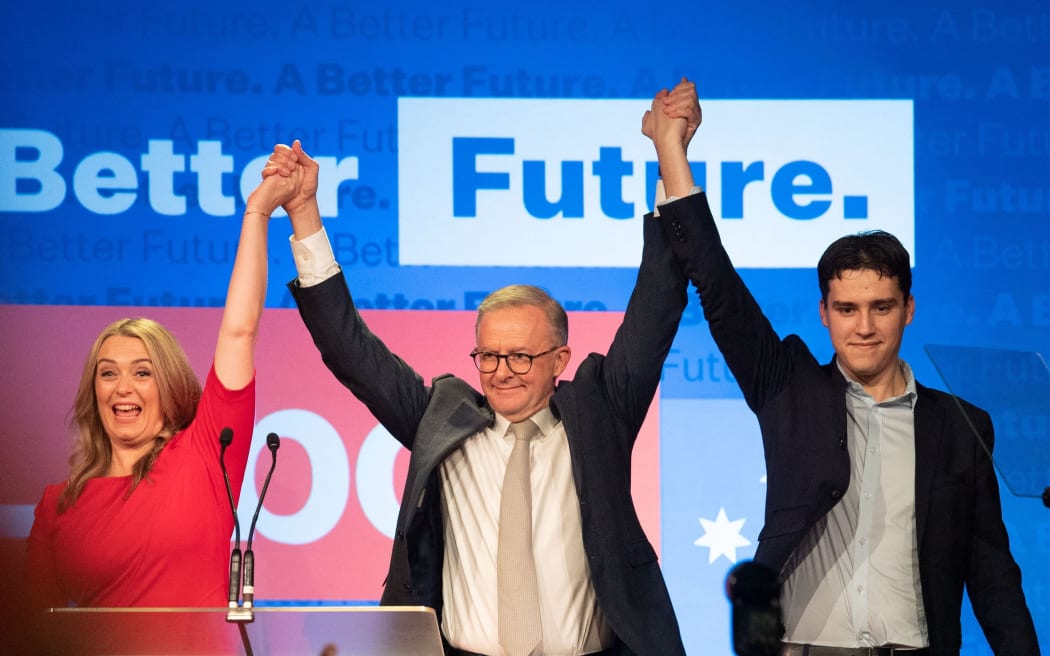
[{"x1": 58, "y1": 318, "x2": 202, "y2": 512}]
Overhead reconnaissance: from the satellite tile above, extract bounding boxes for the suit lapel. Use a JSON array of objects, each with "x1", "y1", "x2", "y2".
[
  {"x1": 913, "y1": 385, "x2": 946, "y2": 550},
  {"x1": 404, "y1": 390, "x2": 494, "y2": 516},
  {"x1": 421, "y1": 400, "x2": 494, "y2": 469}
]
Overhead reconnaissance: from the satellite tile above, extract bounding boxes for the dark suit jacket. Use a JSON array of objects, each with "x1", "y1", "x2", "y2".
[
  {"x1": 288, "y1": 209, "x2": 690, "y2": 656},
  {"x1": 658, "y1": 193, "x2": 1039, "y2": 655}
]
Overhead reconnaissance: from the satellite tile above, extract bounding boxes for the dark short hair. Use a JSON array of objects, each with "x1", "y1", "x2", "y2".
[{"x1": 817, "y1": 230, "x2": 912, "y2": 301}]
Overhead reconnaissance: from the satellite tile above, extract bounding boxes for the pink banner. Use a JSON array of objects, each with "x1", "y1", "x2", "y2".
[{"x1": 0, "y1": 305, "x2": 660, "y2": 601}]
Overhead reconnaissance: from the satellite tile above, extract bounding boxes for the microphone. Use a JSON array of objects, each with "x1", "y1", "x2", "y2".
[
  {"x1": 218, "y1": 427, "x2": 243, "y2": 611},
  {"x1": 725, "y1": 560, "x2": 783, "y2": 656},
  {"x1": 241, "y1": 432, "x2": 280, "y2": 609}
]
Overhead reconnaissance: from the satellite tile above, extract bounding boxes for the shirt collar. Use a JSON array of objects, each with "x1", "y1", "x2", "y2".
[
  {"x1": 494, "y1": 406, "x2": 558, "y2": 442},
  {"x1": 838, "y1": 358, "x2": 918, "y2": 408}
]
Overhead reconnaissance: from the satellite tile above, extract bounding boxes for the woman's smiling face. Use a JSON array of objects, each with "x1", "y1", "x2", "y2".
[{"x1": 94, "y1": 335, "x2": 164, "y2": 450}]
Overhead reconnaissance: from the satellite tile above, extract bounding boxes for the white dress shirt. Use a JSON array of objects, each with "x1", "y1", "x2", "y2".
[
  {"x1": 439, "y1": 408, "x2": 611, "y2": 655},
  {"x1": 782, "y1": 360, "x2": 927, "y2": 649}
]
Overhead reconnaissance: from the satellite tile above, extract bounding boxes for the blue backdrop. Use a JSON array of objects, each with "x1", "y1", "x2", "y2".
[{"x1": 2, "y1": 1, "x2": 1047, "y2": 653}]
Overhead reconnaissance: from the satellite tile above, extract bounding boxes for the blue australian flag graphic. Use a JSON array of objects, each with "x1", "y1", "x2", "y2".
[{"x1": 661, "y1": 397, "x2": 767, "y2": 655}]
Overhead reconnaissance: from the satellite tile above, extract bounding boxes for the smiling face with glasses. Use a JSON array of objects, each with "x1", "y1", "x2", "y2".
[
  {"x1": 470, "y1": 346, "x2": 561, "y2": 375},
  {"x1": 472, "y1": 303, "x2": 570, "y2": 423}
]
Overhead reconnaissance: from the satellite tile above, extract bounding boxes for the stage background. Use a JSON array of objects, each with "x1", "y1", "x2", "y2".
[{"x1": 1, "y1": 1, "x2": 1047, "y2": 654}]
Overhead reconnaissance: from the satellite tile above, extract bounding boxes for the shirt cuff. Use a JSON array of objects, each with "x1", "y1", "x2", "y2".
[
  {"x1": 289, "y1": 227, "x2": 341, "y2": 287},
  {"x1": 654, "y1": 184, "x2": 704, "y2": 217}
]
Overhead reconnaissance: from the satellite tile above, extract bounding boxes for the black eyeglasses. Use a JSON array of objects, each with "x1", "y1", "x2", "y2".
[{"x1": 469, "y1": 346, "x2": 561, "y2": 374}]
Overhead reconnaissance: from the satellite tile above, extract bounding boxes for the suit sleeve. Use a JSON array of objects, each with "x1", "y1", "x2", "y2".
[
  {"x1": 658, "y1": 192, "x2": 792, "y2": 413},
  {"x1": 597, "y1": 205, "x2": 689, "y2": 438},
  {"x1": 964, "y1": 410, "x2": 1041, "y2": 654},
  {"x1": 288, "y1": 273, "x2": 430, "y2": 447}
]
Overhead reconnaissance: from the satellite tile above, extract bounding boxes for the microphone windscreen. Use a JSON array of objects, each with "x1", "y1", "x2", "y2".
[
  {"x1": 725, "y1": 561, "x2": 783, "y2": 656},
  {"x1": 266, "y1": 432, "x2": 280, "y2": 451},
  {"x1": 726, "y1": 561, "x2": 779, "y2": 604},
  {"x1": 219, "y1": 427, "x2": 234, "y2": 447}
]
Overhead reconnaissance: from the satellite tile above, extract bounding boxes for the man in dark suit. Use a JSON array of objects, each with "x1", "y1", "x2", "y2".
[
  {"x1": 647, "y1": 98, "x2": 1040, "y2": 655},
  {"x1": 266, "y1": 81, "x2": 700, "y2": 656}
]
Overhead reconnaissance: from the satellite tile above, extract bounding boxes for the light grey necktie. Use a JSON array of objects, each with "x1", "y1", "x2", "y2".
[{"x1": 498, "y1": 419, "x2": 542, "y2": 656}]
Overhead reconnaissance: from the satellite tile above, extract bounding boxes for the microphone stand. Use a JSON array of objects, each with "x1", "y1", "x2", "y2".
[
  {"x1": 241, "y1": 433, "x2": 280, "y2": 610},
  {"x1": 219, "y1": 428, "x2": 253, "y2": 622}
]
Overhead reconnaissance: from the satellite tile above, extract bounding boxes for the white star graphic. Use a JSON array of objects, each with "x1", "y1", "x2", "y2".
[{"x1": 694, "y1": 507, "x2": 751, "y2": 564}]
